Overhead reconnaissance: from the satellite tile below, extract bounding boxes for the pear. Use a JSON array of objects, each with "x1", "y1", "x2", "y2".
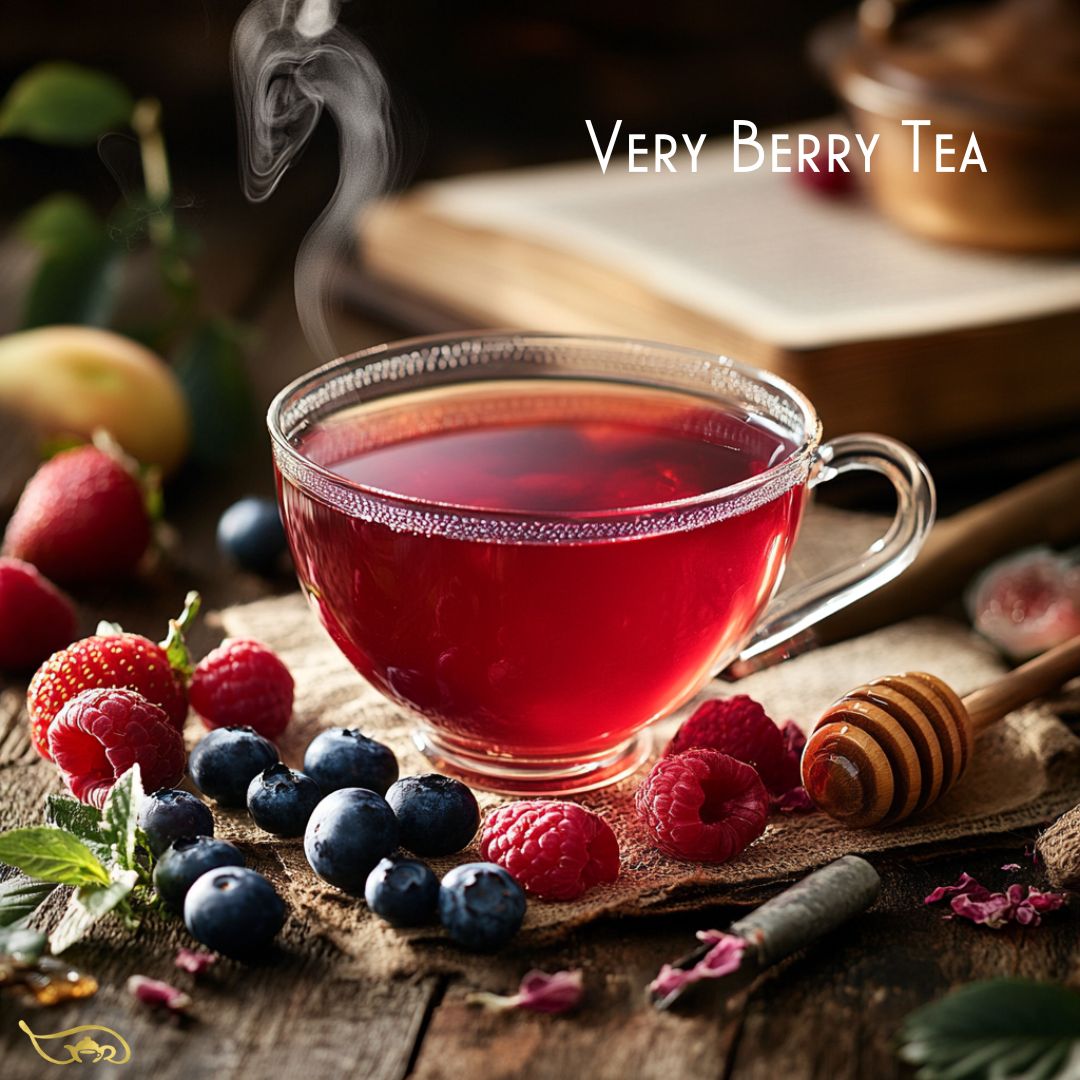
[{"x1": 0, "y1": 326, "x2": 190, "y2": 474}]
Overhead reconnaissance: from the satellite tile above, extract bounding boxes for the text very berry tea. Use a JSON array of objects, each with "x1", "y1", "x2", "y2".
[{"x1": 278, "y1": 380, "x2": 806, "y2": 786}]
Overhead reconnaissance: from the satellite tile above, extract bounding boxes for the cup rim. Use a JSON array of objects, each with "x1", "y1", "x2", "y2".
[{"x1": 266, "y1": 331, "x2": 822, "y2": 536}]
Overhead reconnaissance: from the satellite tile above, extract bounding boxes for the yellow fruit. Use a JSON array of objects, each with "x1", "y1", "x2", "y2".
[{"x1": 0, "y1": 326, "x2": 190, "y2": 474}]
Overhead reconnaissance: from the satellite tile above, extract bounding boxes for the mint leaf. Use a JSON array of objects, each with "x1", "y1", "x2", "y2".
[
  {"x1": 0, "y1": 63, "x2": 133, "y2": 146},
  {"x1": 50, "y1": 869, "x2": 137, "y2": 954},
  {"x1": 898, "y1": 979, "x2": 1080, "y2": 1080},
  {"x1": 18, "y1": 193, "x2": 104, "y2": 254},
  {"x1": 0, "y1": 874, "x2": 57, "y2": 928},
  {"x1": 0, "y1": 828, "x2": 110, "y2": 887},
  {"x1": 44, "y1": 795, "x2": 102, "y2": 837},
  {"x1": 100, "y1": 765, "x2": 144, "y2": 871},
  {"x1": 0, "y1": 926, "x2": 46, "y2": 962}
]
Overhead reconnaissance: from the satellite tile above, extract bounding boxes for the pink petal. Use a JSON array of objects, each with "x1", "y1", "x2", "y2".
[
  {"x1": 1001, "y1": 863, "x2": 1022, "y2": 872},
  {"x1": 175, "y1": 948, "x2": 217, "y2": 976},
  {"x1": 127, "y1": 975, "x2": 191, "y2": 1012},
  {"x1": 648, "y1": 932, "x2": 746, "y2": 999},
  {"x1": 467, "y1": 969, "x2": 583, "y2": 1015},
  {"x1": 950, "y1": 893, "x2": 1013, "y2": 928},
  {"x1": 925, "y1": 873, "x2": 991, "y2": 905},
  {"x1": 1026, "y1": 888, "x2": 1068, "y2": 913}
]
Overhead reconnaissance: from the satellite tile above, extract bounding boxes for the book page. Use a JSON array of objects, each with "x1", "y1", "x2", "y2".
[{"x1": 416, "y1": 145, "x2": 1080, "y2": 348}]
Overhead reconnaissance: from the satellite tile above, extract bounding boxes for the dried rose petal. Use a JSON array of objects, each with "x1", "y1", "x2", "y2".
[
  {"x1": 926, "y1": 872, "x2": 1068, "y2": 929},
  {"x1": 924, "y1": 872, "x2": 990, "y2": 905},
  {"x1": 648, "y1": 932, "x2": 746, "y2": 1001},
  {"x1": 127, "y1": 974, "x2": 191, "y2": 1012},
  {"x1": 174, "y1": 948, "x2": 216, "y2": 976},
  {"x1": 1001, "y1": 863, "x2": 1022, "y2": 872},
  {"x1": 466, "y1": 969, "x2": 583, "y2": 1015}
]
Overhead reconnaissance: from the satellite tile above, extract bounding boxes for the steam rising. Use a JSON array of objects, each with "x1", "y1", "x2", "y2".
[{"x1": 232, "y1": 0, "x2": 393, "y2": 359}]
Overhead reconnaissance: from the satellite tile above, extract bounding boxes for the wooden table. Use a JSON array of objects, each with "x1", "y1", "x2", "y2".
[{"x1": 2, "y1": 189, "x2": 1078, "y2": 1079}]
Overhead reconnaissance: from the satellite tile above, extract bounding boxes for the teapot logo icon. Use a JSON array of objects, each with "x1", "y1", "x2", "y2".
[{"x1": 18, "y1": 1020, "x2": 132, "y2": 1066}]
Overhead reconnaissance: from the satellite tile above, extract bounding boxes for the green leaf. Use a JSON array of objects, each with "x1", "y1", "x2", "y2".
[
  {"x1": 20, "y1": 244, "x2": 120, "y2": 329},
  {"x1": 174, "y1": 319, "x2": 257, "y2": 466},
  {"x1": 44, "y1": 795, "x2": 102, "y2": 838},
  {"x1": 898, "y1": 979, "x2": 1080, "y2": 1080},
  {"x1": 99, "y1": 765, "x2": 144, "y2": 871},
  {"x1": 0, "y1": 926, "x2": 46, "y2": 962},
  {"x1": 0, "y1": 63, "x2": 133, "y2": 146},
  {"x1": 0, "y1": 828, "x2": 110, "y2": 887},
  {"x1": 18, "y1": 193, "x2": 105, "y2": 254},
  {"x1": 49, "y1": 869, "x2": 137, "y2": 954},
  {"x1": 0, "y1": 874, "x2": 58, "y2": 928}
]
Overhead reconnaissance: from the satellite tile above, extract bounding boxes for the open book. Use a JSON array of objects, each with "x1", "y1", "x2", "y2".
[{"x1": 361, "y1": 136, "x2": 1080, "y2": 443}]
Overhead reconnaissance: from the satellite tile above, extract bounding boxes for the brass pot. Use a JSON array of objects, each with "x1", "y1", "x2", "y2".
[{"x1": 818, "y1": 0, "x2": 1080, "y2": 252}]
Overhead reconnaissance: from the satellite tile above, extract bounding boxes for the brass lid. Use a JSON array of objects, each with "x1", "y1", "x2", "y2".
[{"x1": 833, "y1": 0, "x2": 1080, "y2": 126}]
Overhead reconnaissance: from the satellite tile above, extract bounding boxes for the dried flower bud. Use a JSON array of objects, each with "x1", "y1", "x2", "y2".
[
  {"x1": 127, "y1": 975, "x2": 191, "y2": 1012},
  {"x1": 174, "y1": 948, "x2": 216, "y2": 976},
  {"x1": 466, "y1": 969, "x2": 583, "y2": 1015}
]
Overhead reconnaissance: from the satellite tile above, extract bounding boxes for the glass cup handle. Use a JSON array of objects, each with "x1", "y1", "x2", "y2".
[{"x1": 735, "y1": 433, "x2": 936, "y2": 670}]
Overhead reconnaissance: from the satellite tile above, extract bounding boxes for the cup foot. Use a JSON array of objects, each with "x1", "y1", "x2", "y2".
[{"x1": 412, "y1": 727, "x2": 652, "y2": 796}]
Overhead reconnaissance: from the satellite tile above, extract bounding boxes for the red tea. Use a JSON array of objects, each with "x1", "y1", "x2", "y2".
[{"x1": 278, "y1": 380, "x2": 805, "y2": 765}]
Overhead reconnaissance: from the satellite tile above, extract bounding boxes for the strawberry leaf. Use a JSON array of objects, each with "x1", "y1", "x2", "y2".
[
  {"x1": 0, "y1": 874, "x2": 57, "y2": 928},
  {"x1": 50, "y1": 869, "x2": 138, "y2": 954},
  {"x1": 898, "y1": 979, "x2": 1080, "y2": 1080},
  {"x1": 0, "y1": 828, "x2": 110, "y2": 887},
  {"x1": 99, "y1": 765, "x2": 144, "y2": 871}
]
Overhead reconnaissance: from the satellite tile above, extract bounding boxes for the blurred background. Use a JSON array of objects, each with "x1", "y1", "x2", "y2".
[{"x1": 0, "y1": 0, "x2": 1077, "y2": 523}]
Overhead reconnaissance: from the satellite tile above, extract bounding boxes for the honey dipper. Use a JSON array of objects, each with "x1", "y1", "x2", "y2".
[{"x1": 801, "y1": 634, "x2": 1080, "y2": 829}]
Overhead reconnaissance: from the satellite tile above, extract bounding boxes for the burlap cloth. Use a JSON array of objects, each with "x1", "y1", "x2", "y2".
[{"x1": 209, "y1": 592, "x2": 1080, "y2": 970}]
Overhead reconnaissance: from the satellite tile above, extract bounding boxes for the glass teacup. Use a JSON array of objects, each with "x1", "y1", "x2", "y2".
[{"x1": 269, "y1": 333, "x2": 934, "y2": 794}]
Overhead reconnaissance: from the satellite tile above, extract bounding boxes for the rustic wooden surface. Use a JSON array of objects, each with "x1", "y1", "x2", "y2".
[{"x1": 1, "y1": 193, "x2": 1078, "y2": 1080}]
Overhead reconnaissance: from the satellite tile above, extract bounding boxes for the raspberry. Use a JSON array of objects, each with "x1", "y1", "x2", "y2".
[
  {"x1": 636, "y1": 749, "x2": 768, "y2": 863},
  {"x1": 189, "y1": 639, "x2": 294, "y2": 739},
  {"x1": 48, "y1": 687, "x2": 186, "y2": 808},
  {"x1": 666, "y1": 696, "x2": 790, "y2": 795},
  {"x1": 480, "y1": 801, "x2": 620, "y2": 901}
]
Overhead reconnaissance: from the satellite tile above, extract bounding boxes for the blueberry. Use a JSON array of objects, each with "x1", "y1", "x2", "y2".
[
  {"x1": 217, "y1": 497, "x2": 288, "y2": 576},
  {"x1": 153, "y1": 836, "x2": 245, "y2": 912},
  {"x1": 184, "y1": 866, "x2": 286, "y2": 960},
  {"x1": 137, "y1": 789, "x2": 215, "y2": 857},
  {"x1": 189, "y1": 726, "x2": 279, "y2": 807},
  {"x1": 365, "y1": 857, "x2": 439, "y2": 927},
  {"x1": 303, "y1": 788, "x2": 399, "y2": 896},
  {"x1": 385, "y1": 774, "x2": 479, "y2": 856},
  {"x1": 246, "y1": 764, "x2": 322, "y2": 837},
  {"x1": 438, "y1": 862, "x2": 525, "y2": 952},
  {"x1": 303, "y1": 728, "x2": 398, "y2": 796}
]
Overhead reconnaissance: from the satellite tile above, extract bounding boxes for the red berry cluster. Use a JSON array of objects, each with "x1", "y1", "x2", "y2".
[{"x1": 636, "y1": 695, "x2": 811, "y2": 864}]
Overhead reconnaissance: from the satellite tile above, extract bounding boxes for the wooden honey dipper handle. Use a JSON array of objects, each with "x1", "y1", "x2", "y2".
[
  {"x1": 802, "y1": 634, "x2": 1080, "y2": 829},
  {"x1": 962, "y1": 634, "x2": 1080, "y2": 732}
]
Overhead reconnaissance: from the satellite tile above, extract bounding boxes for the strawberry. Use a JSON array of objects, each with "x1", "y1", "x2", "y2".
[
  {"x1": 27, "y1": 592, "x2": 199, "y2": 761},
  {"x1": 0, "y1": 557, "x2": 78, "y2": 671},
  {"x1": 2, "y1": 440, "x2": 155, "y2": 584}
]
